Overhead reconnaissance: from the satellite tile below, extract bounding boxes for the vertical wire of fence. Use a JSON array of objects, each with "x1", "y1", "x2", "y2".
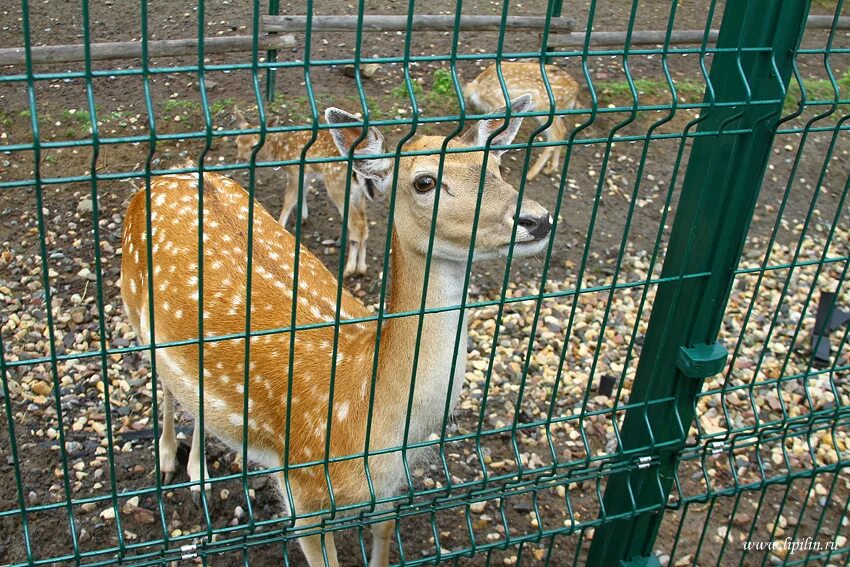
[{"x1": 0, "y1": 0, "x2": 849, "y2": 565}]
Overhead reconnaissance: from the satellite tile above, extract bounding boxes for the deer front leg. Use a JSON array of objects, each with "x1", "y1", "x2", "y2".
[
  {"x1": 299, "y1": 186, "x2": 309, "y2": 223},
  {"x1": 355, "y1": 199, "x2": 369, "y2": 275},
  {"x1": 544, "y1": 120, "x2": 565, "y2": 176},
  {"x1": 159, "y1": 385, "x2": 178, "y2": 485},
  {"x1": 343, "y1": 240, "x2": 360, "y2": 278},
  {"x1": 345, "y1": 196, "x2": 369, "y2": 276},
  {"x1": 547, "y1": 144, "x2": 561, "y2": 176},
  {"x1": 187, "y1": 423, "x2": 211, "y2": 506},
  {"x1": 357, "y1": 235, "x2": 368, "y2": 275},
  {"x1": 369, "y1": 519, "x2": 395, "y2": 567},
  {"x1": 526, "y1": 149, "x2": 550, "y2": 181}
]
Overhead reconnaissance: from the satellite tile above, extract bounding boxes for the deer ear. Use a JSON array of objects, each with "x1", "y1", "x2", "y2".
[
  {"x1": 462, "y1": 93, "x2": 534, "y2": 157},
  {"x1": 355, "y1": 172, "x2": 378, "y2": 200},
  {"x1": 325, "y1": 108, "x2": 392, "y2": 185}
]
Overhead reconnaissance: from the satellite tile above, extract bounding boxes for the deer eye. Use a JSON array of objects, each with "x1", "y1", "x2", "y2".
[{"x1": 413, "y1": 175, "x2": 437, "y2": 193}]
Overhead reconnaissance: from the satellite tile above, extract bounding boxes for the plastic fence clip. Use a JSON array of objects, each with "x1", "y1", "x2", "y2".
[
  {"x1": 620, "y1": 555, "x2": 663, "y2": 567},
  {"x1": 811, "y1": 290, "x2": 850, "y2": 367},
  {"x1": 180, "y1": 544, "x2": 198, "y2": 560},
  {"x1": 676, "y1": 342, "x2": 729, "y2": 379},
  {"x1": 636, "y1": 456, "x2": 653, "y2": 470},
  {"x1": 709, "y1": 441, "x2": 726, "y2": 456}
]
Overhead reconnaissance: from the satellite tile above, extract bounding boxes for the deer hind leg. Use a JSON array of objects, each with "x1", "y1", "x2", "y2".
[
  {"x1": 187, "y1": 422, "x2": 211, "y2": 506},
  {"x1": 297, "y1": 173, "x2": 309, "y2": 223},
  {"x1": 286, "y1": 488, "x2": 340, "y2": 567},
  {"x1": 295, "y1": 518, "x2": 338, "y2": 567},
  {"x1": 369, "y1": 519, "x2": 395, "y2": 567},
  {"x1": 158, "y1": 384, "x2": 178, "y2": 484},
  {"x1": 279, "y1": 170, "x2": 308, "y2": 228}
]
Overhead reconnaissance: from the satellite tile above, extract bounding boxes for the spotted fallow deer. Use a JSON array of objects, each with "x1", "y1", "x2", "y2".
[
  {"x1": 120, "y1": 93, "x2": 551, "y2": 567},
  {"x1": 463, "y1": 62, "x2": 579, "y2": 181},
  {"x1": 233, "y1": 108, "x2": 375, "y2": 276}
]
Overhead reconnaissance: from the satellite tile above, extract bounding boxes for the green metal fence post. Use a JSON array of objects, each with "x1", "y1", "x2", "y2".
[
  {"x1": 585, "y1": 1, "x2": 811, "y2": 565},
  {"x1": 264, "y1": 0, "x2": 280, "y2": 102},
  {"x1": 544, "y1": 0, "x2": 564, "y2": 63}
]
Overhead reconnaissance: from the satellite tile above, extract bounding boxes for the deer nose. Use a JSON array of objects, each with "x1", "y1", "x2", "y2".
[{"x1": 517, "y1": 212, "x2": 552, "y2": 240}]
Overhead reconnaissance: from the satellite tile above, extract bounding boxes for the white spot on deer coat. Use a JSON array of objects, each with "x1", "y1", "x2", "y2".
[{"x1": 336, "y1": 401, "x2": 349, "y2": 421}]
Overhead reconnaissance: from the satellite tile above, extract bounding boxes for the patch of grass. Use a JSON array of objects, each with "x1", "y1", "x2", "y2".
[
  {"x1": 210, "y1": 98, "x2": 235, "y2": 115},
  {"x1": 431, "y1": 68, "x2": 455, "y2": 98},
  {"x1": 61, "y1": 108, "x2": 91, "y2": 125},
  {"x1": 599, "y1": 78, "x2": 704, "y2": 101},
  {"x1": 108, "y1": 110, "x2": 129, "y2": 127},
  {"x1": 164, "y1": 99, "x2": 201, "y2": 114},
  {"x1": 265, "y1": 94, "x2": 336, "y2": 122},
  {"x1": 19, "y1": 109, "x2": 31, "y2": 119},
  {"x1": 56, "y1": 109, "x2": 94, "y2": 137},
  {"x1": 783, "y1": 70, "x2": 850, "y2": 115},
  {"x1": 332, "y1": 95, "x2": 391, "y2": 120},
  {"x1": 425, "y1": 68, "x2": 461, "y2": 110},
  {"x1": 391, "y1": 80, "x2": 424, "y2": 101},
  {"x1": 0, "y1": 110, "x2": 11, "y2": 127},
  {"x1": 597, "y1": 72, "x2": 850, "y2": 119}
]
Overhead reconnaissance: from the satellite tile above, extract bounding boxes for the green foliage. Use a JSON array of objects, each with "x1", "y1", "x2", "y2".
[
  {"x1": 783, "y1": 70, "x2": 850, "y2": 115},
  {"x1": 431, "y1": 68, "x2": 455, "y2": 98},
  {"x1": 61, "y1": 108, "x2": 91, "y2": 124},
  {"x1": 210, "y1": 98, "x2": 235, "y2": 115},
  {"x1": 424, "y1": 68, "x2": 460, "y2": 111},
  {"x1": 164, "y1": 98, "x2": 201, "y2": 114},
  {"x1": 390, "y1": 80, "x2": 424, "y2": 101},
  {"x1": 108, "y1": 110, "x2": 129, "y2": 127},
  {"x1": 599, "y1": 78, "x2": 704, "y2": 101}
]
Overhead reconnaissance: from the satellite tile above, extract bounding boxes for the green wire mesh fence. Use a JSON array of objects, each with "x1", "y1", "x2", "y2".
[{"x1": 1, "y1": 0, "x2": 849, "y2": 565}]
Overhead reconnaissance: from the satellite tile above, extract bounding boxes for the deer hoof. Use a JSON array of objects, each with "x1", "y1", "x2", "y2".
[
  {"x1": 190, "y1": 486, "x2": 211, "y2": 508},
  {"x1": 161, "y1": 470, "x2": 175, "y2": 485}
]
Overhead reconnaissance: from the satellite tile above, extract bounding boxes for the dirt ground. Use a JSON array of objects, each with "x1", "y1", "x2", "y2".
[{"x1": 1, "y1": 0, "x2": 850, "y2": 565}]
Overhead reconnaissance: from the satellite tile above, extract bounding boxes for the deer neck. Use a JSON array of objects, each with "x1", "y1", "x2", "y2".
[{"x1": 375, "y1": 232, "x2": 469, "y2": 444}]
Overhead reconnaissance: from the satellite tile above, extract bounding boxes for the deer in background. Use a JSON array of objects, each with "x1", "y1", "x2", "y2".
[
  {"x1": 233, "y1": 107, "x2": 375, "y2": 277},
  {"x1": 121, "y1": 94, "x2": 551, "y2": 566},
  {"x1": 463, "y1": 62, "x2": 579, "y2": 181}
]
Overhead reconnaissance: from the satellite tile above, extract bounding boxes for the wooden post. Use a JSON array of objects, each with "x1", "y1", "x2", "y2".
[
  {"x1": 546, "y1": 15, "x2": 849, "y2": 49},
  {"x1": 0, "y1": 34, "x2": 295, "y2": 66}
]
